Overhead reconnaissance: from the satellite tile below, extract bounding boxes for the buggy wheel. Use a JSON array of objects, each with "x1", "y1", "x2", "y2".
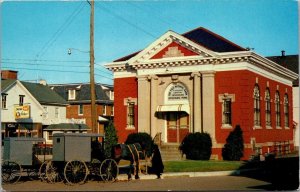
[
  {"x1": 45, "y1": 161, "x2": 62, "y2": 183},
  {"x1": 64, "y1": 160, "x2": 88, "y2": 185},
  {"x1": 1, "y1": 160, "x2": 21, "y2": 184},
  {"x1": 100, "y1": 159, "x2": 118, "y2": 182},
  {"x1": 89, "y1": 159, "x2": 101, "y2": 180},
  {"x1": 39, "y1": 161, "x2": 49, "y2": 182}
]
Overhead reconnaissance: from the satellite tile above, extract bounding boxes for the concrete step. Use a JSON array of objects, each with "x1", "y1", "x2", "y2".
[{"x1": 160, "y1": 144, "x2": 185, "y2": 161}]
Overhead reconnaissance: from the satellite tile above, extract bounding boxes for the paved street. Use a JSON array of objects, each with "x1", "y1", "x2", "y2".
[{"x1": 2, "y1": 175, "x2": 271, "y2": 191}]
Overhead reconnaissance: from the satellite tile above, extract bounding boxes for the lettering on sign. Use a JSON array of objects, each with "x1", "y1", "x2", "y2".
[
  {"x1": 14, "y1": 105, "x2": 30, "y2": 119},
  {"x1": 168, "y1": 84, "x2": 188, "y2": 100}
]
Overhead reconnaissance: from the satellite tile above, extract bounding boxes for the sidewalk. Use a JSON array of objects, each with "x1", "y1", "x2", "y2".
[{"x1": 117, "y1": 169, "x2": 252, "y2": 181}]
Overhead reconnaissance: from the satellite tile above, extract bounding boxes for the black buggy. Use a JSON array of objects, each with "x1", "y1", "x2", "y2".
[
  {"x1": 43, "y1": 133, "x2": 119, "y2": 185},
  {"x1": 1, "y1": 137, "x2": 51, "y2": 184}
]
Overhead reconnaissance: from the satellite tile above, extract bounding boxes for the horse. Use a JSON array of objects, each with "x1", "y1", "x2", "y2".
[{"x1": 112, "y1": 143, "x2": 145, "y2": 180}]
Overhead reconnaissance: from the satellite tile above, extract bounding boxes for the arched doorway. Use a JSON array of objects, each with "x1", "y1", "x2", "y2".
[{"x1": 157, "y1": 83, "x2": 190, "y2": 143}]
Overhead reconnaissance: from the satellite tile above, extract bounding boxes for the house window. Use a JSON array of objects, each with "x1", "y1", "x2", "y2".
[
  {"x1": 111, "y1": 106, "x2": 114, "y2": 116},
  {"x1": 223, "y1": 98, "x2": 232, "y2": 125},
  {"x1": 68, "y1": 90, "x2": 76, "y2": 100},
  {"x1": 127, "y1": 102, "x2": 135, "y2": 128},
  {"x1": 55, "y1": 107, "x2": 59, "y2": 118},
  {"x1": 110, "y1": 91, "x2": 114, "y2": 100},
  {"x1": 48, "y1": 131, "x2": 53, "y2": 141},
  {"x1": 2, "y1": 94, "x2": 7, "y2": 109},
  {"x1": 275, "y1": 91, "x2": 281, "y2": 127},
  {"x1": 254, "y1": 84, "x2": 261, "y2": 126},
  {"x1": 102, "y1": 105, "x2": 106, "y2": 116},
  {"x1": 265, "y1": 88, "x2": 271, "y2": 126},
  {"x1": 19, "y1": 95, "x2": 25, "y2": 106},
  {"x1": 78, "y1": 105, "x2": 84, "y2": 115},
  {"x1": 284, "y1": 94, "x2": 289, "y2": 127},
  {"x1": 43, "y1": 106, "x2": 48, "y2": 119}
]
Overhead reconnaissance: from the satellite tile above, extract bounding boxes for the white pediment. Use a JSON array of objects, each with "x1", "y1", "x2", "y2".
[{"x1": 127, "y1": 30, "x2": 217, "y2": 65}]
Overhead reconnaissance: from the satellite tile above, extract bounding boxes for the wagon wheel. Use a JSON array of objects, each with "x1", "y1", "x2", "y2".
[
  {"x1": 45, "y1": 161, "x2": 62, "y2": 183},
  {"x1": 64, "y1": 160, "x2": 88, "y2": 185},
  {"x1": 89, "y1": 159, "x2": 101, "y2": 180},
  {"x1": 26, "y1": 167, "x2": 39, "y2": 180},
  {"x1": 38, "y1": 161, "x2": 49, "y2": 182},
  {"x1": 1, "y1": 160, "x2": 22, "y2": 184},
  {"x1": 100, "y1": 159, "x2": 118, "y2": 182}
]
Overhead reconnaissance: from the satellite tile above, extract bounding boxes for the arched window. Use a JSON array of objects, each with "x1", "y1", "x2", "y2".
[
  {"x1": 254, "y1": 84, "x2": 261, "y2": 126},
  {"x1": 284, "y1": 94, "x2": 289, "y2": 127},
  {"x1": 265, "y1": 88, "x2": 271, "y2": 126},
  {"x1": 275, "y1": 91, "x2": 281, "y2": 127}
]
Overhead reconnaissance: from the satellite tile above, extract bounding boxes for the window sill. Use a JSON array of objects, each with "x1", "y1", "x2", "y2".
[
  {"x1": 266, "y1": 126, "x2": 273, "y2": 129},
  {"x1": 1, "y1": 108, "x2": 8, "y2": 110},
  {"x1": 284, "y1": 126, "x2": 290, "y2": 130},
  {"x1": 78, "y1": 114, "x2": 83, "y2": 116},
  {"x1": 221, "y1": 124, "x2": 232, "y2": 129},
  {"x1": 276, "y1": 126, "x2": 282, "y2": 129},
  {"x1": 253, "y1": 126, "x2": 262, "y2": 130},
  {"x1": 126, "y1": 126, "x2": 135, "y2": 130}
]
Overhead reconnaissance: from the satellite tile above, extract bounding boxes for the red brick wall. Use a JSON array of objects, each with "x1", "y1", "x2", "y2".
[
  {"x1": 114, "y1": 77, "x2": 138, "y2": 143},
  {"x1": 66, "y1": 104, "x2": 113, "y2": 134},
  {"x1": 1, "y1": 70, "x2": 18, "y2": 80},
  {"x1": 151, "y1": 41, "x2": 198, "y2": 59},
  {"x1": 214, "y1": 70, "x2": 294, "y2": 159}
]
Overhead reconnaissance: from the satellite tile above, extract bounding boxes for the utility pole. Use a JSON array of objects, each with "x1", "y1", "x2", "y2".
[{"x1": 90, "y1": 0, "x2": 97, "y2": 134}]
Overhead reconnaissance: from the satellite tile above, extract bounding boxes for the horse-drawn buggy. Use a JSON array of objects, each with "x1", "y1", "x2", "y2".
[
  {"x1": 2, "y1": 137, "x2": 50, "y2": 184},
  {"x1": 2, "y1": 133, "x2": 149, "y2": 185}
]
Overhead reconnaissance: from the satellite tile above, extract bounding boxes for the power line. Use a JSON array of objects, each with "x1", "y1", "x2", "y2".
[
  {"x1": 2, "y1": 58, "x2": 88, "y2": 63},
  {"x1": 36, "y1": 2, "x2": 86, "y2": 58},
  {"x1": 95, "y1": 2, "x2": 157, "y2": 39},
  {"x1": 2, "y1": 66, "x2": 113, "y2": 80},
  {"x1": 2, "y1": 61, "x2": 88, "y2": 68}
]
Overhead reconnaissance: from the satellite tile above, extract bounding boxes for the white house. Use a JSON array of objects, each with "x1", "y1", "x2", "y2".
[{"x1": 1, "y1": 71, "x2": 68, "y2": 143}]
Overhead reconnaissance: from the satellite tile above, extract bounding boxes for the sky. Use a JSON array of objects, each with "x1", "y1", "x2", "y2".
[{"x1": 1, "y1": 0, "x2": 299, "y2": 85}]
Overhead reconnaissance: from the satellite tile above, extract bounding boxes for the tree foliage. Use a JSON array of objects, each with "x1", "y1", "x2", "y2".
[
  {"x1": 104, "y1": 121, "x2": 118, "y2": 158},
  {"x1": 180, "y1": 132, "x2": 212, "y2": 160},
  {"x1": 222, "y1": 125, "x2": 244, "y2": 161}
]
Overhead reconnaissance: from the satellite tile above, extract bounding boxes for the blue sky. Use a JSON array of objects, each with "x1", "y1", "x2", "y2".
[{"x1": 1, "y1": 0, "x2": 299, "y2": 85}]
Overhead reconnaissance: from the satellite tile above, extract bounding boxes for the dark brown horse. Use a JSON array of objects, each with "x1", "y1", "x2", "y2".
[{"x1": 112, "y1": 143, "x2": 145, "y2": 179}]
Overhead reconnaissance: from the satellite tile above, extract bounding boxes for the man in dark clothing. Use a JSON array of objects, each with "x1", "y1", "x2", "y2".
[{"x1": 151, "y1": 144, "x2": 164, "y2": 179}]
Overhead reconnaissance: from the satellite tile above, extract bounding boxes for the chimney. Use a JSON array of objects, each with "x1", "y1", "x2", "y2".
[
  {"x1": 1, "y1": 70, "x2": 18, "y2": 80},
  {"x1": 39, "y1": 79, "x2": 47, "y2": 86},
  {"x1": 281, "y1": 50, "x2": 286, "y2": 57}
]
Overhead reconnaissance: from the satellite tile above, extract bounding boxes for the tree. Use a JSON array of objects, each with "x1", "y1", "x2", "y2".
[
  {"x1": 222, "y1": 125, "x2": 244, "y2": 161},
  {"x1": 104, "y1": 121, "x2": 118, "y2": 158},
  {"x1": 180, "y1": 132, "x2": 212, "y2": 160}
]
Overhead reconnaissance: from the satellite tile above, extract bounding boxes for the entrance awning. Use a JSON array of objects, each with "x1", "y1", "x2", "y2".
[{"x1": 156, "y1": 104, "x2": 190, "y2": 114}]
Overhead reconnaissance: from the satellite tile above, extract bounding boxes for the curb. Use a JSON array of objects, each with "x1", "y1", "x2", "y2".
[{"x1": 117, "y1": 169, "x2": 256, "y2": 181}]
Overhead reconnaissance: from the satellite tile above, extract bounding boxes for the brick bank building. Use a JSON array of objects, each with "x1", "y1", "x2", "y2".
[{"x1": 105, "y1": 27, "x2": 298, "y2": 160}]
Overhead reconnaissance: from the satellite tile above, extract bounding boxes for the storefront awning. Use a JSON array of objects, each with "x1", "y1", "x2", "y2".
[{"x1": 156, "y1": 104, "x2": 190, "y2": 114}]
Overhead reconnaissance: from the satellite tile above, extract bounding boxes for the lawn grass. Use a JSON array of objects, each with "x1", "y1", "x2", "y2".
[{"x1": 164, "y1": 160, "x2": 245, "y2": 172}]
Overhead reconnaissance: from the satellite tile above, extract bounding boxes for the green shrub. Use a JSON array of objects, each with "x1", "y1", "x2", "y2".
[
  {"x1": 104, "y1": 121, "x2": 118, "y2": 158},
  {"x1": 180, "y1": 132, "x2": 212, "y2": 160},
  {"x1": 125, "y1": 132, "x2": 154, "y2": 157},
  {"x1": 222, "y1": 125, "x2": 244, "y2": 161}
]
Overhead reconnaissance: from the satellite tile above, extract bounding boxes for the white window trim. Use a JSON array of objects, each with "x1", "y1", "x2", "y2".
[
  {"x1": 124, "y1": 98, "x2": 137, "y2": 129},
  {"x1": 68, "y1": 90, "x2": 76, "y2": 100},
  {"x1": 218, "y1": 93, "x2": 235, "y2": 129},
  {"x1": 103, "y1": 105, "x2": 107, "y2": 116},
  {"x1": 78, "y1": 105, "x2": 84, "y2": 116}
]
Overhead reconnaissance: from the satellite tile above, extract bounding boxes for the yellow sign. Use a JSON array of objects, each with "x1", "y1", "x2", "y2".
[{"x1": 14, "y1": 105, "x2": 30, "y2": 119}]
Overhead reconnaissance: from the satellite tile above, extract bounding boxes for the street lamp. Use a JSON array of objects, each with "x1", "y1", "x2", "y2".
[{"x1": 67, "y1": 48, "x2": 90, "y2": 55}]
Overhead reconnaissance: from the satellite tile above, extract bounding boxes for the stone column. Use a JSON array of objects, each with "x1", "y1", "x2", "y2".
[
  {"x1": 191, "y1": 72, "x2": 202, "y2": 133},
  {"x1": 149, "y1": 75, "x2": 158, "y2": 138},
  {"x1": 202, "y1": 71, "x2": 216, "y2": 143},
  {"x1": 137, "y1": 76, "x2": 150, "y2": 133}
]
